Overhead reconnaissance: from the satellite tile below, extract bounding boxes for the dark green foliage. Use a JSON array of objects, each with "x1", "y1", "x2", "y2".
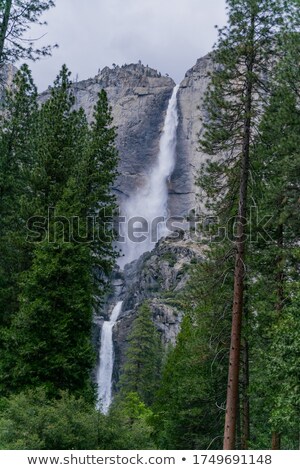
[
  {"x1": 32, "y1": 65, "x2": 86, "y2": 209},
  {"x1": 196, "y1": 0, "x2": 299, "y2": 449},
  {"x1": 119, "y1": 303, "x2": 162, "y2": 406},
  {"x1": 79, "y1": 89, "x2": 119, "y2": 296},
  {"x1": 9, "y1": 242, "x2": 95, "y2": 398},
  {"x1": 161, "y1": 252, "x2": 177, "y2": 267},
  {"x1": 268, "y1": 286, "x2": 300, "y2": 445},
  {"x1": 105, "y1": 393, "x2": 156, "y2": 450},
  {"x1": 0, "y1": 388, "x2": 105, "y2": 450},
  {"x1": 199, "y1": 0, "x2": 299, "y2": 220},
  {"x1": 0, "y1": 65, "x2": 38, "y2": 324},
  {"x1": 247, "y1": 32, "x2": 300, "y2": 449},
  {"x1": 0, "y1": 389, "x2": 156, "y2": 450}
]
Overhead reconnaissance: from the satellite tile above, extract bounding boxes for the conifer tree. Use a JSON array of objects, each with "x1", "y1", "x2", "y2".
[
  {"x1": 0, "y1": 64, "x2": 37, "y2": 327},
  {"x1": 119, "y1": 303, "x2": 162, "y2": 406},
  {"x1": 77, "y1": 89, "x2": 119, "y2": 299},
  {"x1": 199, "y1": 0, "x2": 299, "y2": 449}
]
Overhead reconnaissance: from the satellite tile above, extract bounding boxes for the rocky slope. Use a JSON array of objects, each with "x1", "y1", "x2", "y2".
[{"x1": 94, "y1": 232, "x2": 204, "y2": 390}]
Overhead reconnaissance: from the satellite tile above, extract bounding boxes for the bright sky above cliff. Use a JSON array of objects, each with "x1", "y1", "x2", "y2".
[{"x1": 28, "y1": 0, "x2": 227, "y2": 91}]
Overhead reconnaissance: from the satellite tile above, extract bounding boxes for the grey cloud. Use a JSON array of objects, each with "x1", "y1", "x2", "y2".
[{"x1": 26, "y1": 0, "x2": 227, "y2": 91}]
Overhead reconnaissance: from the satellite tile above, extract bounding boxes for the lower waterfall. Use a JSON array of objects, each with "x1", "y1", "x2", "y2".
[
  {"x1": 96, "y1": 85, "x2": 179, "y2": 413},
  {"x1": 97, "y1": 301, "x2": 123, "y2": 414}
]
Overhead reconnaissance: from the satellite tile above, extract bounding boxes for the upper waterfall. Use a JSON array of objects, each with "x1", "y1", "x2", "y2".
[{"x1": 118, "y1": 85, "x2": 179, "y2": 268}]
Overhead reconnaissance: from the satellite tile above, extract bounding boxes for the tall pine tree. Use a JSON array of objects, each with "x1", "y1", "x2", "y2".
[
  {"x1": 0, "y1": 65, "x2": 38, "y2": 366},
  {"x1": 119, "y1": 303, "x2": 162, "y2": 406},
  {"x1": 199, "y1": 0, "x2": 299, "y2": 449}
]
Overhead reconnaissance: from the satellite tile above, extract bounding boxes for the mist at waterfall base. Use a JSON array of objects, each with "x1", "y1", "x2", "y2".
[
  {"x1": 118, "y1": 85, "x2": 180, "y2": 269},
  {"x1": 96, "y1": 86, "x2": 179, "y2": 414}
]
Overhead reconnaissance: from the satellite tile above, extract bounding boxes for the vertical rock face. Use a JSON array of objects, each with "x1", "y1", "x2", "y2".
[
  {"x1": 3, "y1": 56, "x2": 218, "y2": 396},
  {"x1": 0, "y1": 64, "x2": 17, "y2": 102},
  {"x1": 170, "y1": 53, "x2": 214, "y2": 217}
]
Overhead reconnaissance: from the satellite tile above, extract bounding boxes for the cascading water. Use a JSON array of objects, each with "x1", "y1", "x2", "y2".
[
  {"x1": 97, "y1": 85, "x2": 179, "y2": 413},
  {"x1": 119, "y1": 85, "x2": 180, "y2": 268},
  {"x1": 97, "y1": 301, "x2": 123, "y2": 414}
]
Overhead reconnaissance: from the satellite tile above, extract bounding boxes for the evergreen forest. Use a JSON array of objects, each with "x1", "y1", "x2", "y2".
[{"x1": 0, "y1": 0, "x2": 299, "y2": 451}]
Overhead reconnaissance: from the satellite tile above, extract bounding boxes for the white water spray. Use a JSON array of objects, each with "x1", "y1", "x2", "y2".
[
  {"x1": 97, "y1": 301, "x2": 123, "y2": 414},
  {"x1": 119, "y1": 85, "x2": 179, "y2": 268}
]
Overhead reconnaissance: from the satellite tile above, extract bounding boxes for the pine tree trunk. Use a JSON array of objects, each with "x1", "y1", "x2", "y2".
[
  {"x1": 223, "y1": 15, "x2": 255, "y2": 451},
  {"x1": 223, "y1": 171, "x2": 249, "y2": 450},
  {"x1": 272, "y1": 432, "x2": 281, "y2": 450},
  {"x1": 241, "y1": 337, "x2": 250, "y2": 449},
  {"x1": 0, "y1": 0, "x2": 12, "y2": 65},
  {"x1": 236, "y1": 392, "x2": 241, "y2": 450}
]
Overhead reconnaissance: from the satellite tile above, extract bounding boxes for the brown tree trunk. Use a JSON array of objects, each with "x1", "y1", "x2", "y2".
[
  {"x1": 272, "y1": 432, "x2": 281, "y2": 450},
  {"x1": 241, "y1": 337, "x2": 250, "y2": 449},
  {"x1": 223, "y1": 15, "x2": 255, "y2": 450},
  {"x1": 0, "y1": 0, "x2": 12, "y2": 65},
  {"x1": 223, "y1": 215, "x2": 248, "y2": 450},
  {"x1": 236, "y1": 392, "x2": 241, "y2": 449}
]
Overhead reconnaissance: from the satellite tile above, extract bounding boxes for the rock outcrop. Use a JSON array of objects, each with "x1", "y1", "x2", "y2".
[
  {"x1": 95, "y1": 232, "x2": 204, "y2": 390},
  {"x1": 173, "y1": 53, "x2": 215, "y2": 216},
  {"x1": 2, "y1": 56, "x2": 215, "y2": 217},
  {"x1": 0, "y1": 64, "x2": 17, "y2": 102}
]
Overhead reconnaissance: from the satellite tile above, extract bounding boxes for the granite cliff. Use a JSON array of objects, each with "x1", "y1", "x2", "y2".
[
  {"x1": 0, "y1": 63, "x2": 17, "y2": 102},
  {"x1": 38, "y1": 55, "x2": 214, "y2": 218},
  {"x1": 65, "y1": 56, "x2": 215, "y2": 389}
]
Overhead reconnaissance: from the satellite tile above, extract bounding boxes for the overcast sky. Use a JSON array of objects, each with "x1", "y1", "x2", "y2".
[{"x1": 27, "y1": 0, "x2": 227, "y2": 91}]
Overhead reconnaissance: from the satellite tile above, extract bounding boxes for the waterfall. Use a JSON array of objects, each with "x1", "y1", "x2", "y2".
[
  {"x1": 97, "y1": 301, "x2": 123, "y2": 414},
  {"x1": 119, "y1": 84, "x2": 179, "y2": 268},
  {"x1": 96, "y1": 85, "x2": 179, "y2": 414}
]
